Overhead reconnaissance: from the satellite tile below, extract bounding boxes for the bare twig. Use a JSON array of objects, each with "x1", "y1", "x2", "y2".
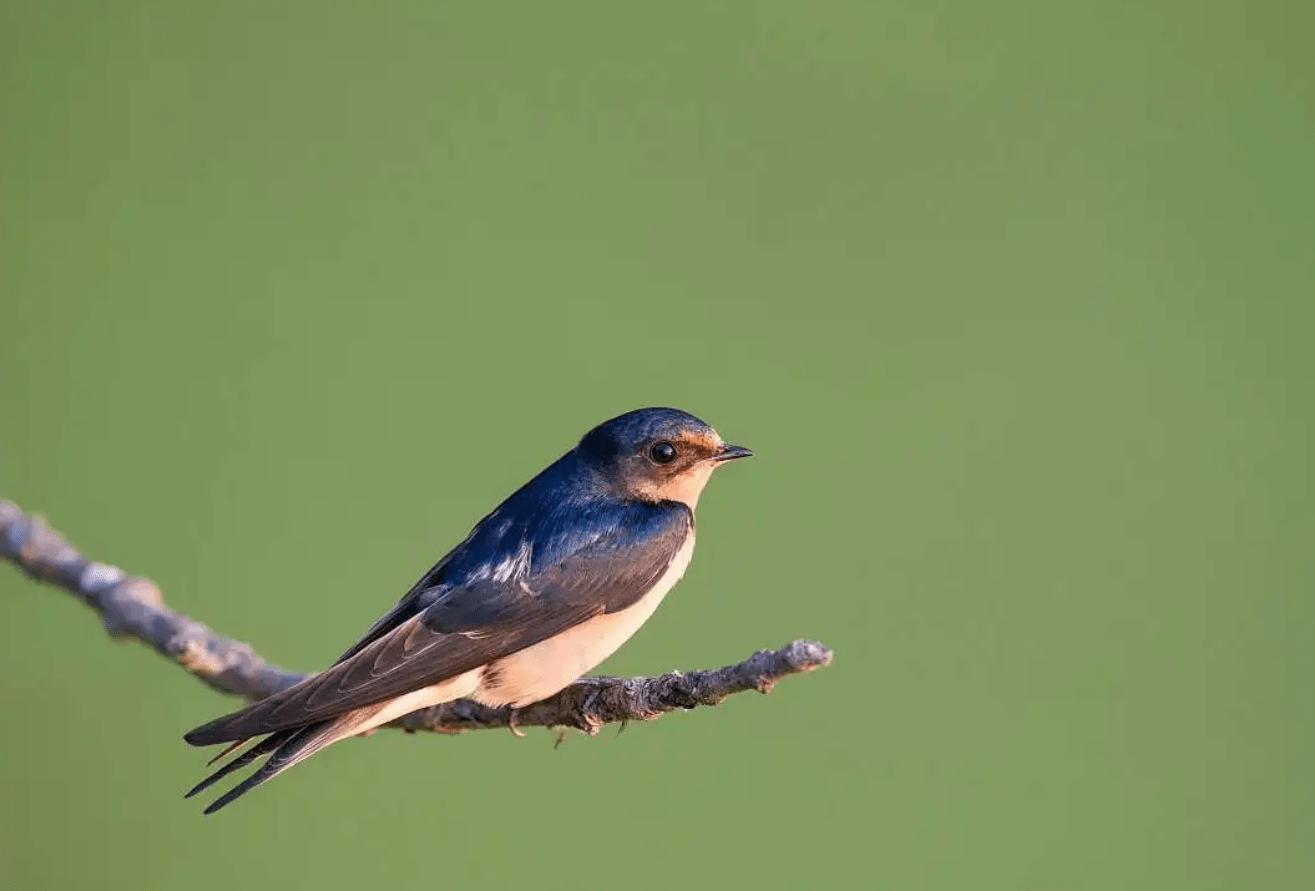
[{"x1": 0, "y1": 498, "x2": 832, "y2": 735}]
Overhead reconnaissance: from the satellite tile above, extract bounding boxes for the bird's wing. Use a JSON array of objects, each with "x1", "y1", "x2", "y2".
[
  {"x1": 329, "y1": 549, "x2": 457, "y2": 664},
  {"x1": 184, "y1": 500, "x2": 691, "y2": 745},
  {"x1": 330, "y1": 452, "x2": 573, "y2": 664}
]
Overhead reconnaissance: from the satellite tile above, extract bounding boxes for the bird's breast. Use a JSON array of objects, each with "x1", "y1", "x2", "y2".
[{"x1": 475, "y1": 530, "x2": 696, "y2": 708}]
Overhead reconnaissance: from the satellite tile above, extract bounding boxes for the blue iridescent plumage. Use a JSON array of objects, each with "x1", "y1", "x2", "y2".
[{"x1": 182, "y1": 407, "x2": 749, "y2": 813}]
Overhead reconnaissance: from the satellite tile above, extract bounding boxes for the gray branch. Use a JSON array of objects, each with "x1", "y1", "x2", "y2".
[{"x1": 0, "y1": 498, "x2": 832, "y2": 736}]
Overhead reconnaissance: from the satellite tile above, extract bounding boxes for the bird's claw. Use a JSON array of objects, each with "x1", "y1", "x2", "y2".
[{"x1": 507, "y1": 707, "x2": 526, "y2": 738}]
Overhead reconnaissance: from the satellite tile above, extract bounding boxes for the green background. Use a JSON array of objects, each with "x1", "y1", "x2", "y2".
[{"x1": 2, "y1": 2, "x2": 1311, "y2": 889}]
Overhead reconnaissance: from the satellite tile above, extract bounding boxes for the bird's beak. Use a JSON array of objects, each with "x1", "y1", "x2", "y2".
[{"x1": 713, "y1": 444, "x2": 754, "y2": 462}]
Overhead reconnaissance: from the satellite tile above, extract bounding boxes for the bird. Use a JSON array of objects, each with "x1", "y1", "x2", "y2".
[{"x1": 183, "y1": 406, "x2": 752, "y2": 813}]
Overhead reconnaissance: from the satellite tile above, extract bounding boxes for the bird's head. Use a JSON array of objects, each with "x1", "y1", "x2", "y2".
[{"x1": 578, "y1": 407, "x2": 752, "y2": 510}]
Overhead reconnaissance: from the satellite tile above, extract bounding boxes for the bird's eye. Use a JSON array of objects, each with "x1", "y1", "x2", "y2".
[{"x1": 649, "y1": 441, "x2": 678, "y2": 464}]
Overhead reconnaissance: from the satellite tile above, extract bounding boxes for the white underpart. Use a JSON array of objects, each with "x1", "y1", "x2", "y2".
[
  {"x1": 475, "y1": 529, "x2": 697, "y2": 707},
  {"x1": 347, "y1": 670, "x2": 482, "y2": 737}
]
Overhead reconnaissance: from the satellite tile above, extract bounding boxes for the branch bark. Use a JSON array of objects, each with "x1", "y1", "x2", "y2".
[{"x1": 0, "y1": 498, "x2": 832, "y2": 736}]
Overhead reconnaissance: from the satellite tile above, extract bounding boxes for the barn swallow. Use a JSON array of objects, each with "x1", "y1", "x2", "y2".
[{"x1": 183, "y1": 407, "x2": 751, "y2": 813}]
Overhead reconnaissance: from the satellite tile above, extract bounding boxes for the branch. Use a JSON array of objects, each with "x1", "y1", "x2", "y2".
[{"x1": 0, "y1": 498, "x2": 832, "y2": 736}]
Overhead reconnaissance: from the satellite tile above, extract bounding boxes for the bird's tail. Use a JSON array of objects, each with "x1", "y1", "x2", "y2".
[{"x1": 187, "y1": 707, "x2": 380, "y2": 814}]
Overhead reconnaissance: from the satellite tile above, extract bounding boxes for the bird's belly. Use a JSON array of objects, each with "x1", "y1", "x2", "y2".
[
  {"x1": 476, "y1": 532, "x2": 695, "y2": 708},
  {"x1": 348, "y1": 670, "x2": 482, "y2": 737}
]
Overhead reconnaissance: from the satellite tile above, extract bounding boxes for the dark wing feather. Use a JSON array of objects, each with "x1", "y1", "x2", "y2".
[
  {"x1": 329, "y1": 526, "x2": 477, "y2": 664},
  {"x1": 185, "y1": 499, "x2": 690, "y2": 745},
  {"x1": 329, "y1": 451, "x2": 578, "y2": 663},
  {"x1": 330, "y1": 569, "x2": 444, "y2": 665}
]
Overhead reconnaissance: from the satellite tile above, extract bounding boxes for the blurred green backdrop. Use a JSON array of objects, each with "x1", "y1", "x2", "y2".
[{"x1": 2, "y1": 2, "x2": 1312, "y2": 889}]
